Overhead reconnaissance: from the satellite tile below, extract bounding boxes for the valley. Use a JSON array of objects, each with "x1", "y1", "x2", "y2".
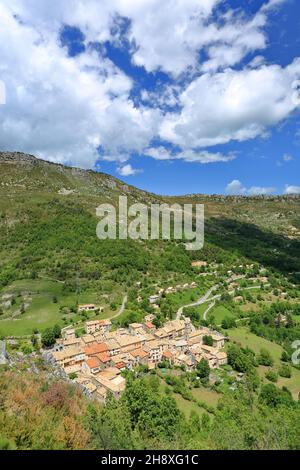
[{"x1": 0, "y1": 151, "x2": 300, "y2": 450}]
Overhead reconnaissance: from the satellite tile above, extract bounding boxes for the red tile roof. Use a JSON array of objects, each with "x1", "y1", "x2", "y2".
[
  {"x1": 85, "y1": 343, "x2": 108, "y2": 356},
  {"x1": 97, "y1": 353, "x2": 110, "y2": 363},
  {"x1": 86, "y1": 357, "x2": 100, "y2": 369},
  {"x1": 98, "y1": 319, "x2": 111, "y2": 326},
  {"x1": 145, "y1": 321, "x2": 155, "y2": 329},
  {"x1": 131, "y1": 349, "x2": 149, "y2": 358},
  {"x1": 163, "y1": 351, "x2": 173, "y2": 359},
  {"x1": 116, "y1": 362, "x2": 126, "y2": 369}
]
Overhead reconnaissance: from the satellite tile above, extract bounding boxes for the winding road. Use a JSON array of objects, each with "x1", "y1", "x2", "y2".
[
  {"x1": 61, "y1": 294, "x2": 128, "y2": 335},
  {"x1": 175, "y1": 276, "x2": 267, "y2": 322},
  {"x1": 176, "y1": 285, "x2": 219, "y2": 319},
  {"x1": 111, "y1": 294, "x2": 128, "y2": 319}
]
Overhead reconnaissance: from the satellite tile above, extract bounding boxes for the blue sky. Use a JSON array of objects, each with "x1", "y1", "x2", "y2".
[{"x1": 0, "y1": 0, "x2": 300, "y2": 195}]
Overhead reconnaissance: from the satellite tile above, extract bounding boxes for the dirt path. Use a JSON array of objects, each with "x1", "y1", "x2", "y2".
[{"x1": 110, "y1": 295, "x2": 128, "y2": 320}]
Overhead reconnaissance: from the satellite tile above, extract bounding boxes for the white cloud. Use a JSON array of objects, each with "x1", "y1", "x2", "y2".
[
  {"x1": 160, "y1": 61, "x2": 300, "y2": 149},
  {"x1": 7, "y1": 0, "x2": 287, "y2": 76},
  {"x1": 145, "y1": 147, "x2": 235, "y2": 164},
  {"x1": 226, "y1": 180, "x2": 275, "y2": 195},
  {"x1": 261, "y1": 0, "x2": 287, "y2": 13},
  {"x1": 117, "y1": 163, "x2": 142, "y2": 176},
  {"x1": 226, "y1": 180, "x2": 247, "y2": 195},
  {"x1": 0, "y1": 0, "x2": 298, "y2": 170},
  {"x1": 248, "y1": 55, "x2": 266, "y2": 69},
  {"x1": 247, "y1": 186, "x2": 276, "y2": 195},
  {"x1": 283, "y1": 153, "x2": 293, "y2": 162},
  {"x1": 0, "y1": 2, "x2": 160, "y2": 168},
  {"x1": 284, "y1": 185, "x2": 300, "y2": 194}
]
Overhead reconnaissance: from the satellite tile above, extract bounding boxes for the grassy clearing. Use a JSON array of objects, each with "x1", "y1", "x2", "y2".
[
  {"x1": 227, "y1": 327, "x2": 300, "y2": 398},
  {"x1": 173, "y1": 393, "x2": 206, "y2": 418},
  {"x1": 208, "y1": 305, "x2": 233, "y2": 324},
  {"x1": 158, "y1": 371, "x2": 220, "y2": 416},
  {"x1": 0, "y1": 278, "x2": 123, "y2": 336},
  {"x1": 166, "y1": 283, "x2": 213, "y2": 307},
  {"x1": 227, "y1": 327, "x2": 283, "y2": 360},
  {"x1": 191, "y1": 387, "x2": 220, "y2": 407}
]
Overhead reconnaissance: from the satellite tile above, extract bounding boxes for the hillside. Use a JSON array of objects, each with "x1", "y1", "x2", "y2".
[
  {"x1": 1, "y1": 151, "x2": 300, "y2": 451},
  {"x1": 0, "y1": 151, "x2": 299, "y2": 336}
]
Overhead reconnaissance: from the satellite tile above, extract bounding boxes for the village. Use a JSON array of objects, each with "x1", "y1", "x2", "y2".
[{"x1": 51, "y1": 311, "x2": 227, "y2": 403}]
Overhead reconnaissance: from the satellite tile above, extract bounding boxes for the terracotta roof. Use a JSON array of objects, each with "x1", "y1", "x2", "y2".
[
  {"x1": 145, "y1": 321, "x2": 155, "y2": 329},
  {"x1": 85, "y1": 343, "x2": 108, "y2": 356},
  {"x1": 163, "y1": 351, "x2": 173, "y2": 359},
  {"x1": 98, "y1": 319, "x2": 111, "y2": 326},
  {"x1": 97, "y1": 353, "x2": 110, "y2": 363},
  {"x1": 131, "y1": 349, "x2": 148, "y2": 358},
  {"x1": 86, "y1": 357, "x2": 101, "y2": 369},
  {"x1": 116, "y1": 362, "x2": 126, "y2": 369}
]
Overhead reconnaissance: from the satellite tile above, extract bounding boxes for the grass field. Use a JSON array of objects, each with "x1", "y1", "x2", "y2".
[
  {"x1": 173, "y1": 393, "x2": 206, "y2": 418},
  {"x1": 0, "y1": 278, "x2": 123, "y2": 336},
  {"x1": 208, "y1": 305, "x2": 233, "y2": 324},
  {"x1": 158, "y1": 372, "x2": 220, "y2": 417},
  {"x1": 227, "y1": 327, "x2": 300, "y2": 398},
  {"x1": 191, "y1": 387, "x2": 221, "y2": 407},
  {"x1": 167, "y1": 283, "x2": 213, "y2": 307}
]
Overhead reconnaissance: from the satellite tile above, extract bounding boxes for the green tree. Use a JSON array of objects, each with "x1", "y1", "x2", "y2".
[
  {"x1": 221, "y1": 317, "x2": 236, "y2": 329},
  {"x1": 53, "y1": 324, "x2": 62, "y2": 339},
  {"x1": 41, "y1": 328, "x2": 56, "y2": 348},
  {"x1": 227, "y1": 345, "x2": 255, "y2": 373},
  {"x1": 203, "y1": 335, "x2": 213, "y2": 347},
  {"x1": 259, "y1": 384, "x2": 294, "y2": 408},
  {"x1": 197, "y1": 359, "x2": 210, "y2": 380}
]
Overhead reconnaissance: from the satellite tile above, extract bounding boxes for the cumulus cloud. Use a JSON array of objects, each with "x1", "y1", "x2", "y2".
[
  {"x1": 117, "y1": 164, "x2": 142, "y2": 177},
  {"x1": 160, "y1": 61, "x2": 300, "y2": 149},
  {"x1": 226, "y1": 180, "x2": 275, "y2": 195},
  {"x1": 226, "y1": 180, "x2": 247, "y2": 195},
  {"x1": 284, "y1": 185, "x2": 300, "y2": 194},
  {"x1": 145, "y1": 147, "x2": 235, "y2": 164},
  {"x1": 247, "y1": 186, "x2": 276, "y2": 196},
  {"x1": 0, "y1": 2, "x2": 160, "y2": 168},
  {"x1": 8, "y1": 0, "x2": 285, "y2": 76},
  {"x1": 0, "y1": 0, "x2": 298, "y2": 171}
]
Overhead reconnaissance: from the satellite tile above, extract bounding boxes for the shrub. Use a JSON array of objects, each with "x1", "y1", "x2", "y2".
[
  {"x1": 258, "y1": 348, "x2": 274, "y2": 367},
  {"x1": 281, "y1": 351, "x2": 290, "y2": 363},
  {"x1": 221, "y1": 317, "x2": 236, "y2": 329},
  {"x1": 21, "y1": 344, "x2": 33, "y2": 355},
  {"x1": 265, "y1": 370, "x2": 278, "y2": 383},
  {"x1": 69, "y1": 372, "x2": 78, "y2": 380},
  {"x1": 278, "y1": 365, "x2": 292, "y2": 378}
]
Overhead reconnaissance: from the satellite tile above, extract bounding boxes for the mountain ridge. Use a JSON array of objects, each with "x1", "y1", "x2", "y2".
[{"x1": 1, "y1": 151, "x2": 299, "y2": 200}]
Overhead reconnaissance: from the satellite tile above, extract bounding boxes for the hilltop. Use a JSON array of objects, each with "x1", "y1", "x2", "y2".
[{"x1": 1, "y1": 151, "x2": 299, "y2": 230}]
